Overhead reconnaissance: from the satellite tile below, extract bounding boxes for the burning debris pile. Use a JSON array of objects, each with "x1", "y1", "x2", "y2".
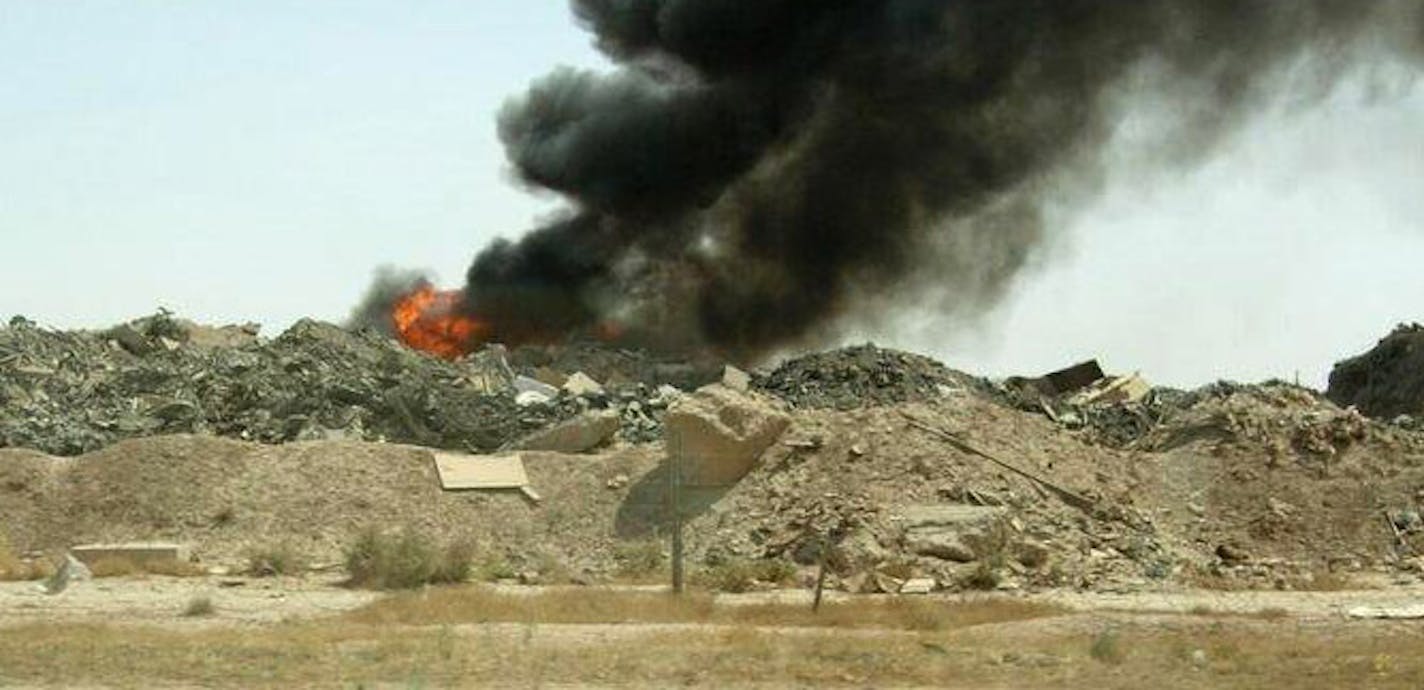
[{"x1": 0, "y1": 312, "x2": 698, "y2": 456}]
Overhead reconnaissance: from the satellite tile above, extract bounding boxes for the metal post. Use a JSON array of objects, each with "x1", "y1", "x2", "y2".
[
  {"x1": 812, "y1": 533, "x2": 829, "y2": 612},
  {"x1": 670, "y1": 434, "x2": 685, "y2": 594}
]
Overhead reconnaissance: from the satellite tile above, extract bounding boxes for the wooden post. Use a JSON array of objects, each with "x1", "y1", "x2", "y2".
[{"x1": 670, "y1": 434, "x2": 685, "y2": 595}]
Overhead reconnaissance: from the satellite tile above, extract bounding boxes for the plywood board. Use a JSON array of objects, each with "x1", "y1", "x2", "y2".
[{"x1": 432, "y1": 451, "x2": 528, "y2": 490}]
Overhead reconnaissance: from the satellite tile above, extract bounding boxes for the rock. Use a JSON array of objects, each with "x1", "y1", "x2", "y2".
[
  {"x1": 1014, "y1": 539, "x2": 1051, "y2": 568},
  {"x1": 562, "y1": 372, "x2": 606, "y2": 397},
  {"x1": 43, "y1": 554, "x2": 93, "y2": 595},
  {"x1": 721, "y1": 365, "x2": 751, "y2": 392},
  {"x1": 899, "y1": 577, "x2": 936, "y2": 594},
  {"x1": 606, "y1": 473, "x2": 630, "y2": 490},
  {"x1": 515, "y1": 390, "x2": 553, "y2": 407},
  {"x1": 514, "y1": 376, "x2": 559, "y2": 399},
  {"x1": 1191, "y1": 649, "x2": 1209, "y2": 669},
  {"x1": 908, "y1": 532, "x2": 977, "y2": 562},
  {"x1": 514, "y1": 410, "x2": 620, "y2": 453},
  {"x1": 897, "y1": 505, "x2": 1007, "y2": 563},
  {"x1": 664, "y1": 384, "x2": 790, "y2": 486},
  {"x1": 1216, "y1": 543, "x2": 1250, "y2": 565}
]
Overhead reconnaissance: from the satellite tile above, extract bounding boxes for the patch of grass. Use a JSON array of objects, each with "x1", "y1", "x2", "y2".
[
  {"x1": 10, "y1": 607, "x2": 1424, "y2": 687},
  {"x1": 692, "y1": 558, "x2": 797, "y2": 593},
  {"x1": 1187, "y1": 565, "x2": 1359, "y2": 592},
  {"x1": 1089, "y1": 630, "x2": 1126, "y2": 665},
  {"x1": 88, "y1": 557, "x2": 204, "y2": 578},
  {"x1": 181, "y1": 596, "x2": 215, "y2": 618},
  {"x1": 613, "y1": 540, "x2": 667, "y2": 582},
  {"x1": 245, "y1": 542, "x2": 308, "y2": 577},
  {"x1": 475, "y1": 554, "x2": 517, "y2": 582},
  {"x1": 344, "y1": 528, "x2": 473, "y2": 590}
]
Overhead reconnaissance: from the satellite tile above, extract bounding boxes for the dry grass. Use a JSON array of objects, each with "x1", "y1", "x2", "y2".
[
  {"x1": 344, "y1": 528, "x2": 473, "y2": 590},
  {"x1": 345, "y1": 585, "x2": 1061, "y2": 632},
  {"x1": 691, "y1": 557, "x2": 797, "y2": 593},
  {"x1": 181, "y1": 596, "x2": 216, "y2": 618},
  {"x1": 1, "y1": 613, "x2": 1423, "y2": 688},
  {"x1": 87, "y1": 556, "x2": 205, "y2": 578},
  {"x1": 1186, "y1": 565, "x2": 1359, "y2": 592},
  {"x1": 245, "y1": 541, "x2": 308, "y2": 577}
]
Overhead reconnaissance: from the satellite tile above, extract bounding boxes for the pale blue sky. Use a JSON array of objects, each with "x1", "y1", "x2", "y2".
[{"x1": 3, "y1": 3, "x2": 1422, "y2": 386}]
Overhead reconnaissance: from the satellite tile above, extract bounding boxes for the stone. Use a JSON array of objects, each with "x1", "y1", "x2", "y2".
[
  {"x1": 1014, "y1": 539, "x2": 1052, "y2": 568},
  {"x1": 908, "y1": 532, "x2": 977, "y2": 562},
  {"x1": 899, "y1": 577, "x2": 936, "y2": 594},
  {"x1": 606, "y1": 473, "x2": 630, "y2": 490},
  {"x1": 721, "y1": 365, "x2": 751, "y2": 392},
  {"x1": 897, "y1": 504, "x2": 1008, "y2": 563},
  {"x1": 562, "y1": 372, "x2": 605, "y2": 397},
  {"x1": 514, "y1": 376, "x2": 559, "y2": 399},
  {"x1": 664, "y1": 384, "x2": 790, "y2": 486},
  {"x1": 44, "y1": 554, "x2": 93, "y2": 595},
  {"x1": 514, "y1": 410, "x2": 619, "y2": 453},
  {"x1": 515, "y1": 390, "x2": 553, "y2": 407}
]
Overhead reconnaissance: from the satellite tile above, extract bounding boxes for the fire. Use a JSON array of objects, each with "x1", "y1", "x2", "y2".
[{"x1": 391, "y1": 284, "x2": 488, "y2": 359}]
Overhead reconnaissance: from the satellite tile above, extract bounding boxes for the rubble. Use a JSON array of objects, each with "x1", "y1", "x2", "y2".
[
  {"x1": 513, "y1": 409, "x2": 620, "y2": 453},
  {"x1": 753, "y1": 344, "x2": 977, "y2": 410},
  {"x1": 0, "y1": 313, "x2": 608, "y2": 455}
]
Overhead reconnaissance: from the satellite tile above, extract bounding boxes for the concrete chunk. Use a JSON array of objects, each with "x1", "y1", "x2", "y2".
[
  {"x1": 516, "y1": 410, "x2": 620, "y2": 453},
  {"x1": 665, "y1": 384, "x2": 790, "y2": 486}
]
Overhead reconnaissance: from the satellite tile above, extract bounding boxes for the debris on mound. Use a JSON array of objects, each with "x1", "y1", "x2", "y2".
[
  {"x1": 1327, "y1": 323, "x2": 1424, "y2": 421},
  {"x1": 0, "y1": 312, "x2": 687, "y2": 456},
  {"x1": 752, "y1": 344, "x2": 977, "y2": 410},
  {"x1": 508, "y1": 341, "x2": 723, "y2": 391}
]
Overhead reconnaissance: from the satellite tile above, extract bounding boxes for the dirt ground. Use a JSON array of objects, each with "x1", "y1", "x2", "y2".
[{"x1": 2, "y1": 576, "x2": 1424, "y2": 688}]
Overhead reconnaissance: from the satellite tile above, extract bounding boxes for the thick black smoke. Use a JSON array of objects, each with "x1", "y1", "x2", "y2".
[{"x1": 461, "y1": 0, "x2": 1422, "y2": 358}]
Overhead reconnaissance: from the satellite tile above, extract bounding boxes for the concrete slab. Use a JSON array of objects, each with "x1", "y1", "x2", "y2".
[
  {"x1": 70, "y1": 543, "x2": 189, "y2": 568},
  {"x1": 431, "y1": 451, "x2": 528, "y2": 490}
]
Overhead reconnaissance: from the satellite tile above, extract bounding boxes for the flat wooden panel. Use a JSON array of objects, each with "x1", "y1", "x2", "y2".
[{"x1": 432, "y1": 451, "x2": 528, "y2": 490}]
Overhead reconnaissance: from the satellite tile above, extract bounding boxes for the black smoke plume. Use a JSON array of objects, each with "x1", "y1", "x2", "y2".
[{"x1": 459, "y1": 0, "x2": 1422, "y2": 359}]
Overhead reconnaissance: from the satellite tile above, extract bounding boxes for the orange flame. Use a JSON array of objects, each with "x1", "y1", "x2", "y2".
[{"x1": 391, "y1": 284, "x2": 488, "y2": 359}]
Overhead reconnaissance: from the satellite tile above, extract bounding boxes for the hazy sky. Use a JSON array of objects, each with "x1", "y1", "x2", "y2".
[{"x1": 3, "y1": 3, "x2": 1421, "y2": 388}]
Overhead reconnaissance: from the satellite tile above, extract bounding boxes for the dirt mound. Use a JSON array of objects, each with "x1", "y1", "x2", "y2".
[
  {"x1": 752, "y1": 344, "x2": 979, "y2": 410},
  {"x1": 0, "y1": 435, "x2": 663, "y2": 577},
  {"x1": 1327, "y1": 324, "x2": 1424, "y2": 420}
]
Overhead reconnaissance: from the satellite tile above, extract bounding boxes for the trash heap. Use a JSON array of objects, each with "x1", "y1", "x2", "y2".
[
  {"x1": 752, "y1": 344, "x2": 978, "y2": 410},
  {"x1": 0, "y1": 312, "x2": 686, "y2": 456}
]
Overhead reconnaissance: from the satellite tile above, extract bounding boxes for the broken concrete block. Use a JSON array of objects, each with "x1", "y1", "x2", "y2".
[
  {"x1": 664, "y1": 384, "x2": 790, "y2": 486},
  {"x1": 562, "y1": 372, "x2": 605, "y2": 397},
  {"x1": 70, "y1": 542, "x2": 189, "y2": 569},
  {"x1": 516, "y1": 409, "x2": 619, "y2": 453}
]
